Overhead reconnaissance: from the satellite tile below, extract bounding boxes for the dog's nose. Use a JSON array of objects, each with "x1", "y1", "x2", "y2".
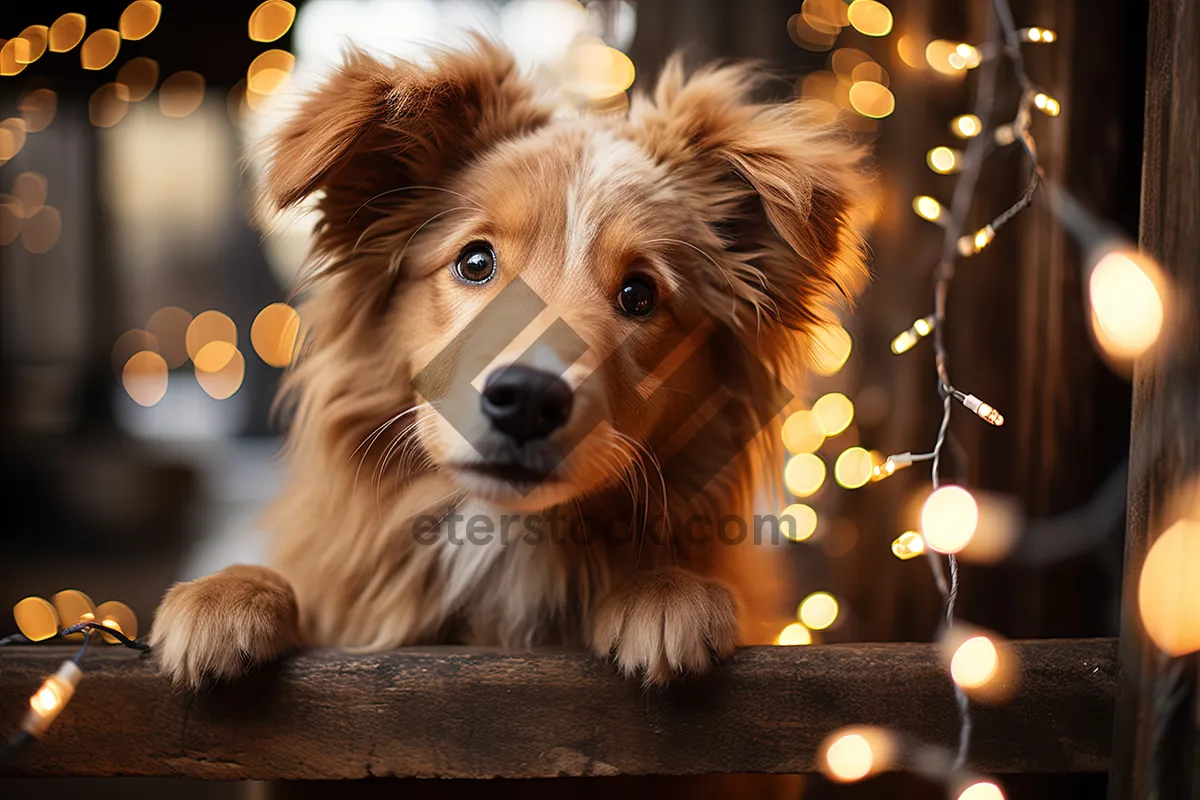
[{"x1": 481, "y1": 365, "x2": 573, "y2": 445}]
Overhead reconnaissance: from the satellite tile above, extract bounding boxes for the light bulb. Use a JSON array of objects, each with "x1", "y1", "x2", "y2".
[
  {"x1": 1137, "y1": 518, "x2": 1200, "y2": 656},
  {"x1": 891, "y1": 531, "x2": 926, "y2": 560},
  {"x1": 958, "y1": 781, "x2": 1005, "y2": 800},
  {"x1": 951, "y1": 635, "x2": 999, "y2": 688},
  {"x1": 21, "y1": 661, "x2": 82, "y2": 737},
  {"x1": 799, "y1": 592, "x2": 839, "y2": 631},
  {"x1": 921, "y1": 486, "x2": 979, "y2": 554},
  {"x1": 776, "y1": 622, "x2": 813, "y2": 646},
  {"x1": 1033, "y1": 92, "x2": 1061, "y2": 116},
  {"x1": 955, "y1": 43, "x2": 981, "y2": 69},
  {"x1": 951, "y1": 114, "x2": 982, "y2": 138},
  {"x1": 913, "y1": 195, "x2": 944, "y2": 223},
  {"x1": 891, "y1": 315, "x2": 936, "y2": 354},
  {"x1": 1088, "y1": 250, "x2": 1165, "y2": 359},
  {"x1": 957, "y1": 393, "x2": 1005, "y2": 426},
  {"x1": 927, "y1": 146, "x2": 962, "y2": 174}
]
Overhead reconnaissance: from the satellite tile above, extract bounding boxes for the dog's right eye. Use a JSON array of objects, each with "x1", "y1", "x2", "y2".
[{"x1": 454, "y1": 241, "x2": 497, "y2": 284}]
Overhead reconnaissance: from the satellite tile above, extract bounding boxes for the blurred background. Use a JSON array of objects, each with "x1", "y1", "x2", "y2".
[{"x1": 0, "y1": 0, "x2": 1154, "y2": 797}]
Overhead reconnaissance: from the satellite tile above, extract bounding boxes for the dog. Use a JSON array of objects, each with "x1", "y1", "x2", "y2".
[{"x1": 149, "y1": 38, "x2": 869, "y2": 689}]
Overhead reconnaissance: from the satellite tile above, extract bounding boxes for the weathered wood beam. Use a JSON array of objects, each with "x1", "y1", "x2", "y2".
[{"x1": 0, "y1": 640, "x2": 1115, "y2": 779}]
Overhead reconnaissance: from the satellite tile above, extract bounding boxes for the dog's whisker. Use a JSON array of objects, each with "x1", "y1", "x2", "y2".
[{"x1": 348, "y1": 185, "x2": 483, "y2": 224}]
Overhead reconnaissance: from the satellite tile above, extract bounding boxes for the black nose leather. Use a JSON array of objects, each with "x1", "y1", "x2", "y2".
[{"x1": 481, "y1": 365, "x2": 573, "y2": 445}]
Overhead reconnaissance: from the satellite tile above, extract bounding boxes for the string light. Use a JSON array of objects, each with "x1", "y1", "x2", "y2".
[
  {"x1": 954, "y1": 43, "x2": 982, "y2": 69},
  {"x1": 1087, "y1": 250, "x2": 1165, "y2": 359},
  {"x1": 776, "y1": 622, "x2": 813, "y2": 646},
  {"x1": 958, "y1": 224, "x2": 995, "y2": 255},
  {"x1": 834, "y1": 447, "x2": 874, "y2": 489},
  {"x1": 1018, "y1": 27, "x2": 1055, "y2": 43},
  {"x1": 821, "y1": 727, "x2": 896, "y2": 783},
  {"x1": 782, "y1": 409, "x2": 826, "y2": 453},
  {"x1": 953, "y1": 391, "x2": 1004, "y2": 426},
  {"x1": 957, "y1": 781, "x2": 1006, "y2": 800},
  {"x1": 781, "y1": 503, "x2": 819, "y2": 542},
  {"x1": 799, "y1": 592, "x2": 839, "y2": 631},
  {"x1": 1137, "y1": 518, "x2": 1200, "y2": 657},
  {"x1": 949, "y1": 635, "x2": 999, "y2": 689},
  {"x1": 950, "y1": 114, "x2": 982, "y2": 138},
  {"x1": 871, "y1": 451, "x2": 928, "y2": 481},
  {"x1": 927, "y1": 146, "x2": 963, "y2": 174},
  {"x1": 1032, "y1": 91, "x2": 1061, "y2": 116},
  {"x1": 891, "y1": 315, "x2": 936, "y2": 354},
  {"x1": 120, "y1": 1, "x2": 162, "y2": 41},
  {"x1": 891, "y1": 531, "x2": 926, "y2": 560},
  {"x1": 992, "y1": 124, "x2": 1017, "y2": 146},
  {"x1": 812, "y1": 392, "x2": 854, "y2": 436},
  {"x1": 912, "y1": 195, "x2": 946, "y2": 224},
  {"x1": 21, "y1": 661, "x2": 82, "y2": 737},
  {"x1": 785, "y1": 452, "x2": 826, "y2": 498},
  {"x1": 921, "y1": 486, "x2": 979, "y2": 554}
]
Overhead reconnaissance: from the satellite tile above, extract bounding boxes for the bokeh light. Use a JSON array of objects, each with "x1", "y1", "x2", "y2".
[
  {"x1": 1, "y1": 39, "x2": 30, "y2": 76},
  {"x1": 0, "y1": 118, "x2": 28, "y2": 165},
  {"x1": 834, "y1": 447, "x2": 874, "y2": 489},
  {"x1": 913, "y1": 195, "x2": 944, "y2": 222},
  {"x1": 17, "y1": 26, "x2": 49, "y2": 64},
  {"x1": 921, "y1": 486, "x2": 979, "y2": 554},
  {"x1": 799, "y1": 592, "x2": 839, "y2": 630},
  {"x1": 51, "y1": 589, "x2": 96, "y2": 641},
  {"x1": 830, "y1": 48, "x2": 871, "y2": 76},
  {"x1": 185, "y1": 310, "x2": 237, "y2": 363},
  {"x1": 776, "y1": 622, "x2": 812, "y2": 646},
  {"x1": 950, "y1": 635, "x2": 999, "y2": 688},
  {"x1": 896, "y1": 34, "x2": 924, "y2": 68},
  {"x1": 781, "y1": 503, "x2": 818, "y2": 542},
  {"x1": 18, "y1": 88, "x2": 57, "y2": 133},
  {"x1": 812, "y1": 392, "x2": 854, "y2": 436},
  {"x1": 785, "y1": 453, "x2": 826, "y2": 498},
  {"x1": 194, "y1": 340, "x2": 238, "y2": 373},
  {"x1": 788, "y1": 13, "x2": 837, "y2": 52},
  {"x1": 159, "y1": 71, "x2": 206, "y2": 118},
  {"x1": 250, "y1": 1, "x2": 298, "y2": 43},
  {"x1": 21, "y1": 206, "x2": 61, "y2": 254},
  {"x1": 891, "y1": 531, "x2": 925, "y2": 560},
  {"x1": 0, "y1": 203, "x2": 21, "y2": 245},
  {"x1": 810, "y1": 323, "x2": 853, "y2": 376},
  {"x1": 1137, "y1": 518, "x2": 1200, "y2": 656},
  {"x1": 13, "y1": 172, "x2": 47, "y2": 214},
  {"x1": 958, "y1": 781, "x2": 1005, "y2": 800},
  {"x1": 81, "y1": 29, "x2": 121, "y2": 70},
  {"x1": 146, "y1": 306, "x2": 193, "y2": 368},
  {"x1": 951, "y1": 114, "x2": 982, "y2": 138},
  {"x1": 94, "y1": 600, "x2": 139, "y2": 644},
  {"x1": 13, "y1": 596, "x2": 60, "y2": 642},
  {"x1": 117, "y1": 57, "x2": 159, "y2": 102},
  {"x1": 782, "y1": 409, "x2": 826, "y2": 454},
  {"x1": 846, "y1": 0, "x2": 893, "y2": 36},
  {"x1": 111, "y1": 329, "x2": 159, "y2": 374},
  {"x1": 251, "y1": 302, "x2": 301, "y2": 367},
  {"x1": 565, "y1": 38, "x2": 635, "y2": 100},
  {"x1": 850, "y1": 60, "x2": 889, "y2": 87},
  {"x1": 119, "y1": 1, "x2": 162, "y2": 41},
  {"x1": 196, "y1": 347, "x2": 246, "y2": 400},
  {"x1": 1088, "y1": 250, "x2": 1165, "y2": 359},
  {"x1": 49, "y1": 13, "x2": 87, "y2": 53},
  {"x1": 247, "y1": 49, "x2": 295, "y2": 96},
  {"x1": 802, "y1": 0, "x2": 848, "y2": 33},
  {"x1": 927, "y1": 146, "x2": 962, "y2": 174},
  {"x1": 122, "y1": 350, "x2": 169, "y2": 407},
  {"x1": 848, "y1": 81, "x2": 895, "y2": 118},
  {"x1": 89, "y1": 83, "x2": 131, "y2": 128},
  {"x1": 926, "y1": 39, "x2": 966, "y2": 75},
  {"x1": 820, "y1": 728, "x2": 895, "y2": 783}
]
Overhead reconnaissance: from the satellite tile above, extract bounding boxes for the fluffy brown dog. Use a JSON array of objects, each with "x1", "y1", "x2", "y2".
[{"x1": 150, "y1": 39, "x2": 869, "y2": 689}]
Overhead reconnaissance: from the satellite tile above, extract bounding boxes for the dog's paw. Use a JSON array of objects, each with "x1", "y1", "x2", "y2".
[
  {"x1": 149, "y1": 565, "x2": 300, "y2": 690},
  {"x1": 589, "y1": 568, "x2": 740, "y2": 686}
]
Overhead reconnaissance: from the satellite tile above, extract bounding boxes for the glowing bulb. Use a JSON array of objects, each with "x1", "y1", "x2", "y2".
[
  {"x1": 249, "y1": 1, "x2": 297, "y2": 43},
  {"x1": 993, "y1": 124, "x2": 1017, "y2": 146},
  {"x1": 921, "y1": 486, "x2": 979, "y2": 554},
  {"x1": 835, "y1": 447, "x2": 874, "y2": 489},
  {"x1": 13, "y1": 596, "x2": 61, "y2": 642},
  {"x1": 951, "y1": 114, "x2": 982, "y2": 138},
  {"x1": 1088, "y1": 250, "x2": 1165, "y2": 358},
  {"x1": 1020, "y1": 27, "x2": 1055, "y2": 43},
  {"x1": 891, "y1": 314, "x2": 936, "y2": 355},
  {"x1": 951, "y1": 635, "x2": 999, "y2": 688},
  {"x1": 891, "y1": 531, "x2": 926, "y2": 560},
  {"x1": 958, "y1": 781, "x2": 1005, "y2": 800},
  {"x1": 812, "y1": 392, "x2": 854, "y2": 436},
  {"x1": 776, "y1": 622, "x2": 813, "y2": 646},
  {"x1": 825, "y1": 733, "x2": 873, "y2": 782},
  {"x1": 781, "y1": 503, "x2": 819, "y2": 542},
  {"x1": 120, "y1": 1, "x2": 162, "y2": 40},
  {"x1": 785, "y1": 453, "x2": 826, "y2": 498},
  {"x1": 955, "y1": 43, "x2": 982, "y2": 68},
  {"x1": 846, "y1": 0, "x2": 893, "y2": 37},
  {"x1": 973, "y1": 225, "x2": 996, "y2": 251},
  {"x1": 847, "y1": 81, "x2": 895, "y2": 119},
  {"x1": 782, "y1": 409, "x2": 827, "y2": 454},
  {"x1": 927, "y1": 146, "x2": 962, "y2": 174},
  {"x1": 913, "y1": 195, "x2": 944, "y2": 223},
  {"x1": 926, "y1": 39, "x2": 967, "y2": 75},
  {"x1": 1137, "y1": 518, "x2": 1200, "y2": 656},
  {"x1": 94, "y1": 600, "x2": 138, "y2": 644},
  {"x1": 799, "y1": 592, "x2": 839, "y2": 631},
  {"x1": 1033, "y1": 92, "x2": 1061, "y2": 116},
  {"x1": 22, "y1": 661, "x2": 82, "y2": 737}
]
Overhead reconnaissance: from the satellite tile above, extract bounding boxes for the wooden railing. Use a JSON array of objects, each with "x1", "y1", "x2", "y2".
[{"x1": 0, "y1": 639, "x2": 1115, "y2": 779}]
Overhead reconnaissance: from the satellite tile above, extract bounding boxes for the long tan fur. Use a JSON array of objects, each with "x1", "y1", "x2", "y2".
[{"x1": 150, "y1": 38, "x2": 870, "y2": 689}]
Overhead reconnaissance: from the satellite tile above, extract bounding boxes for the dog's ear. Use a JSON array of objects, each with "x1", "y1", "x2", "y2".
[
  {"x1": 260, "y1": 38, "x2": 549, "y2": 249},
  {"x1": 630, "y1": 57, "x2": 871, "y2": 332}
]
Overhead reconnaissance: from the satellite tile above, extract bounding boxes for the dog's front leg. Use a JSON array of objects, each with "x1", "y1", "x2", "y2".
[
  {"x1": 149, "y1": 565, "x2": 300, "y2": 690},
  {"x1": 589, "y1": 567, "x2": 740, "y2": 686}
]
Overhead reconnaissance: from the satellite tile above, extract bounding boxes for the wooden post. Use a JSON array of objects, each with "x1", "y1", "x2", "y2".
[{"x1": 1109, "y1": 0, "x2": 1200, "y2": 797}]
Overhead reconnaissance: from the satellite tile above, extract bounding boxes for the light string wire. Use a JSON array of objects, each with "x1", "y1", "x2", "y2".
[{"x1": 883, "y1": 0, "x2": 1058, "y2": 774}]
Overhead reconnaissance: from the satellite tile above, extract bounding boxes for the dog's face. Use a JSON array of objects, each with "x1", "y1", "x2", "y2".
[{"x1": 264, "y1": 40, "x2": 868, "y2": 513}]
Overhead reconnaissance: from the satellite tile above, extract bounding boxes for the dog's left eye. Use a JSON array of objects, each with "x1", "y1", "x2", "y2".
[
  {"x1": 454, "y1": 241, "x2": 497, "y2": 284},
  {"x1": 616, "y1": 275, "x2": 657, "y2": 317}
]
